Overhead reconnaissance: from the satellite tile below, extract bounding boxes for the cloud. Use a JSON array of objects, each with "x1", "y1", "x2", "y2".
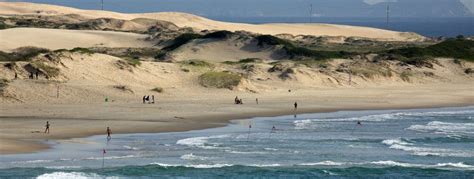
[
  {"x1": 363, "y1": 0, "x2": 397, "y2": 5},
  {"x1": 460, "y1": 0, "x2": 474, "y2": 13}
]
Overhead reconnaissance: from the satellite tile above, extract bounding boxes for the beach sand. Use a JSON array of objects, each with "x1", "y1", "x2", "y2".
[{"x1": 1, "y1": 83, "x2": 473, "y2": 154}]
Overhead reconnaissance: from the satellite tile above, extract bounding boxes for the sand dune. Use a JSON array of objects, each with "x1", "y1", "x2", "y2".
[
  {"x1": 0, "y1": 28, "x2": 153, "y2": 51},
  {"x1": 0, "y1": 2, "x2": 424, "y2": 41}
]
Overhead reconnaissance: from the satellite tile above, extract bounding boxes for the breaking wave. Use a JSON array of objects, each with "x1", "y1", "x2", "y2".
[
  {"x1": 382, "y1": 138, "x2": 473, "y2": 157},
  {"x1": 407, "y1": 121, "x2": 474, "y2": 135}
]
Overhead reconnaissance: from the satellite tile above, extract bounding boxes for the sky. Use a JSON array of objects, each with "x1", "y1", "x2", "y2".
[{"x1": 3, "y1": 0, "x2": 474, "y2": 18}]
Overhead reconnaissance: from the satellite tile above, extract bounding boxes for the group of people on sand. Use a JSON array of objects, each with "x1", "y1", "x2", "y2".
[
  {"x1": 234, "y1": 96, "x2": 244, "y2": 104},
  {"x1": 143, "y1": 95, "x2": 155, "y2": 104}
]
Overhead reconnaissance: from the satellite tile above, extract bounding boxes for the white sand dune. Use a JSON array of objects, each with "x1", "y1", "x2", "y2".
[
  {"x1": 0, "y1": 28, "x2": 153, "y2": 51},
  {"x1": 0, "y1": 2, "x2": 424, "y2": 41}
]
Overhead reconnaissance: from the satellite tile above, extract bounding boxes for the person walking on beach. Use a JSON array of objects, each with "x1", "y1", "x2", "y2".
[
  {"x1": 256, "y1": 98, "x2": 259, "y2": 104},
  {"x1": 152, "y1": 95, "x2": 155, "y2": 104},
  {"x1": 106, "y1": 127, "x2": 112, "y2": 138},
  {"x1": 44, "y1": 121, "x2": 50, "y2": 134},
  {"x1": 294, "y1": 102, "x2": 298, "y2": 110},
  {"x1": 142, "y1": 95, "x2": 146, "y2": 104}
]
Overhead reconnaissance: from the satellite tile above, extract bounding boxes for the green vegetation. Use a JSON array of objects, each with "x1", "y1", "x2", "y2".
[
  {"x1": 0, "y1": 21, "x2": 10, "y2": 29},
  {"x1": 400, "y1": 71, "x2": 413, "y2": 82},
  {"x1": 31, "y1": 61, "x2": 60, "y2": 77},
  {"x1": 198, "y1": 71, "x2": 242, "y2": 89},
  {"x1": 162, "y1": 31, "x2": 234, "y2": 52},
  {"x1": 124, "y1": 58, "x2": 141, "y2": 67},
  {"x1": 349, "y1": 67, "x2": 392, "y2": 78},
  {"x1": 255, "y1": 35, "x2": 351, "y2": 60},
  {"x1": 296, "y1": 59, "x2": 330, "y2": 68},
  {"x1": 151, "y1": 87, "x2": 164, "y2": 93},
  {"x1": 0, "y1": 78, "x2": 8, "y2": 93},
  {"x1": 465, "y1": 68, "x2": 473, "y2": 74},
  {"x1": 0, "y1": 47, "x2": 50, "y2": 62},
  {"x1": 388, "y1": 39, "x2": 474, "y2": 61},
  {"x1": 256, "y1": 35, "x2": 293, "y2": 47},
  {"x1": 223, "y1": 58, "x2": 262, "y2": 65},
  {"x1": 163, "y1": 33, "x2": 203, "y2": 51},
  {"x1": 113, "y1": 85, "x2": 133, "y2": 93},
  {"x1": 278, "y1": 68, "x2": 295, "y2": 79},
  {"x1": 202, "y1": 30, "x2": 233, "y2": 39},
  {"x1": 70, "y1": 47, "x2": 94, "y2": 54},
  {"x1": 180, "y1": 59, "x2": 214, "y2": 68}
]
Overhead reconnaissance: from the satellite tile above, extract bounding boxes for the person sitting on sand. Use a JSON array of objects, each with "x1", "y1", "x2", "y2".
[
  {"x1": 235, "y1": 96, "x2": 239, "y2": 104},
  {"x1": 106, "y1": 127, "x2": 112, "y2": 138},
  {"x1": 44, "y1": 121, "x2": 50, "y2": 134}
]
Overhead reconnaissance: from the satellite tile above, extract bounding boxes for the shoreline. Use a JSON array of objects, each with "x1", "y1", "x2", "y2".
[{"x1": 2, "y1": 100, "x2": 473, "y2": 155}]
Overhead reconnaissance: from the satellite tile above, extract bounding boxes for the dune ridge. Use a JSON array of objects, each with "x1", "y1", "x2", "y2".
[{"x1": 0, "y1": 2, "x2": 423, "y2": 41}]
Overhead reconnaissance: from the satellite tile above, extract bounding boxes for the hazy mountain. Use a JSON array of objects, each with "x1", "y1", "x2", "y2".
[{"x1": 4, "y1": 0, "x2": 474, "y2": 17}]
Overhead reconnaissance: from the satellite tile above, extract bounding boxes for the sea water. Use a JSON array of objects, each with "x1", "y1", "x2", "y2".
[{"x1": 1, "y1": 106, "x2": 473, "y2": 178}]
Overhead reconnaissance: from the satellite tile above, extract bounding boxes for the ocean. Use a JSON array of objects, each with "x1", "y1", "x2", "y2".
[
  {"x1": 1, "y1": 106, "x2": 473, "y2": 178},
  {"x1": 211, "y1": 17, "x2": 474, "y2": 38}
]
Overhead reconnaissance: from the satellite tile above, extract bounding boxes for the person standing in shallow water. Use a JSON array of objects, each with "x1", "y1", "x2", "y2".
[
  {"x1": 44, "y1": 121, "x2": 50, "y2": 134},
  {"x1": 106, "y1": 127, "x2": 112, "y2": 138}
]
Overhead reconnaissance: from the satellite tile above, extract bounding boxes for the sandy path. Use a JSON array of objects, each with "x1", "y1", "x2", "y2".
[{"x1": 1, "y1": 83, "x2": 473, "y2": 154}]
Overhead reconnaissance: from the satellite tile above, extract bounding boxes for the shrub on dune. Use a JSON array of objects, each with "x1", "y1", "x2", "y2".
[{"x1": 198, "y1": 71, "x2": 242, "y2": 89}]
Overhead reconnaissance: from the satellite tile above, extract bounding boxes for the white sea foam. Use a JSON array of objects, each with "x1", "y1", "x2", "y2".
[
  {"x1": 123, "y1": 145, "x2": 140, "y2": 151},
  {"x1": 371, "y1": 160, "x2": 474, "y2": 170},
  {"x1": 12, "y1": 159, "x2": 54, "y2": 164},
  {"x1": 381, "y1": 138, "x2": 413, "y2": 146},
  {"x1": 407, "y1": 121, "x2": 474, "y2": 135},
  {"x1": 44, "y1": 166, "x2": 82, "y2": 169},
  {"x1": 249, "y1": 164, "x2": 282, "y2": 167},
  {"x1": 225, "y1": 150, "x2": 268, "y2": 154},
  {"x1": 176, "y1": 135, "x2": 230, "y2": 150},
  {"x1": 436, "y1": 162, "x2": 474, "y2": 168},
  {"x1": 264, "y1": 148, "x2": 279, "y2": 151},
  {"x1": 299, "y1": 161, "x2": 346, "y2": 166},
  {"x1": 180, "y1": 153, "x2": 210, "y2": 161},
  {"x1": 295, "y1": 110, "x2": 474, "y2": 129},
  {"x1": 371, "y1": 160, "x2": 424, "y2": 168},
  {"x1": 322, "y1": 170, "x2": 339, "y2": 176},
  {"x1": 150, "y1": 162, "x2": 233, "y2": 168},
  {"x1": 85, "y1": 155, "x2": 137, "y2": 160},
  {"x1": 382, "y1": 138, "x2": 473, "y2": 157},
  {"x1": 36, "y1": 172, "x2": 110, "y2": 179},
  {"x1": 294, "y1": 119, "x2": 314, "y2": 129},
  {"x1": 293, "y1": 112, "x2": 410, "y2": 129}
]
